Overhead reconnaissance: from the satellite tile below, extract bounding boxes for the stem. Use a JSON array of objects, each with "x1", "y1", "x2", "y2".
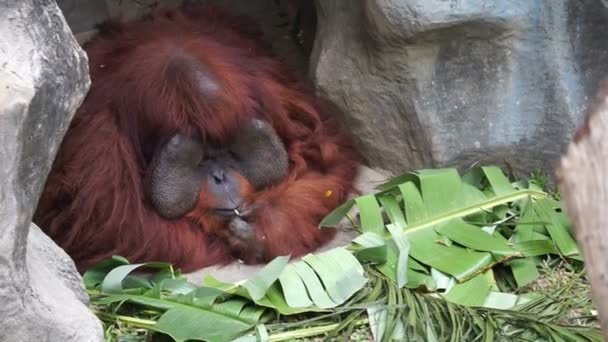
[
  {"x1": 268, "y1": 319, "x2": 368, "y2": 341},
  {"x1": 401, "y1": 190, "x2": 546, "y2": 235},
  {"x1": 93, "y1": 305, "x2": 369, "y2": 341},
  {"x1": 87, "y1": 289, "x2": 101, "y2": 296},
  {"x1": 91, "y1": 309, "x2": 157, "y2": 329}
]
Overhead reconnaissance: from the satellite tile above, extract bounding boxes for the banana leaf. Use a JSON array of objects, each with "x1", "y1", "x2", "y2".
[{"x1": 320, "y1": 166, "x2": 580, "y2": 308}]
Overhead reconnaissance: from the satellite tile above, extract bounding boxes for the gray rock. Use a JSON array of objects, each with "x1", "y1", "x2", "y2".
[
  {"x1": 23, "y1": 224, "x2": 104, "y2": 341},
  {"x1": 193, "y1": 0, "x2": 310, "y2": 72},
  {"x1": 105, "y1": 0, "x2": 184, "y2": 21},
  {"x1": 311, "y1": 0, "x2": 608, "y2": 179},
  {"x1": 57, "y1": 0, "x2": 311, "y2": 73},
  {"x1": 56, "y1": 0, "x2": 109, "y2": 33},
  {"x1": 57, "y1": 0, "x2": 186, "y2": 44},
  {"x1": 0, "y1": 1, "x2": 103, "y2": 341}
]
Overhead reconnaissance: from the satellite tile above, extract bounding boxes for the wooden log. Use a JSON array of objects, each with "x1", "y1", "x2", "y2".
[{"x1": 558, "y1": 81, "x2": 608, "y2": 340}]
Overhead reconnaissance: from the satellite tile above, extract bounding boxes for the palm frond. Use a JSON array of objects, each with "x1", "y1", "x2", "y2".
[{"x1": 322, "y1": 167, "x2": 580, "y2": 307}]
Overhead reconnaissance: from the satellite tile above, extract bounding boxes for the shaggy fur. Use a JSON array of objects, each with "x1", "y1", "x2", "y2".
[{"x1": 34, "y1": 6, "x2": 359, "y2": 273}]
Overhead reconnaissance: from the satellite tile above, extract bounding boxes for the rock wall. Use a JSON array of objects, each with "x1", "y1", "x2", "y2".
[
  {"x1": 311, "y1": 0, "x2": 608, "y2": 178},
  {"x1": 57, "y1": 0, "x2": 310, "y2": 73},
  {"x1": 0, "y1": 0, "x2": 103, "y2": 340}
]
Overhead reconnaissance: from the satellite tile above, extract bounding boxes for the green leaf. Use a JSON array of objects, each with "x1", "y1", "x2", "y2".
[
  {"x1": 408, "y1": 257, "x2": 428, "y2": 274},
  {"x1": 95, "y1": 291, "x2": 263, "y2": 341},
  {"x1": 461, "y1": 166, "x2": 485, "y2": 187},
  {"x1": 255, "y1": 324, "x2": 269, "y2": 342},
  {"x1": 302, "y1": 248, "x2": 367, "y2": 304},
  {"x1": 256, "y1": 284, "x2": 315, "y2": 315},
  {"x1": 352, "y1": 232, "x2": 385, "y2": 248},
  {"x1": 372, "y1": 240, "x2": 402, "y2": 285},
  {"x1": 83, "y1": 255, "x2": 129, "y2": 289},
  {"x1": 385, "y1": 223, "x2": 409, "y2": 287},
  {"x1": 204, "y1": 247, "x2": 365, "y2": 313},
  {"x1": 149, "y1": 267, "x2": 183, "y2": 284},
  {"x1": 242, "y1": 256, "x2": 290, "y2": 301},
  {"x1": 442, "y1": 273, "x2": 492, "y2": 306},
  {"x1": 482, "y1": 291, "x2": 520, "y2": 310},
  {"x1": 144, "y1": 278, "x2": 197, "y2": 298},
  {"x1": 353, "y1": 246, "x2": 387, "y2": 264},
  {"x1": 367, "y1": 305, "x2": 388, "y2": 342},
  {"x1": 509, "y1": 259, "x2": 539, "y2": 288},
  {"x1": 435, "y1": 219, "x2": 518, "y2": 260},
  {"x1": 398, "y1": 181, "x2": 427, "y2": 224},
  {"x1": 183, "y1": 287, "x2": 226, "y2": 307},
  {"x1": 318, "y1": 199, "x2": 354, "y2": 228},
  {"x1": 408, "y1": 228, "x2": 493, "y2": 281},
  {"x1": 338, "y1": 166, "x2": 563, "y2": 290},
  {"x1": 406, "y1": 268, "x2": 436, "y2": 290},
  {"x1": 278, "y1": 265, "x2": 313, "y2": 308},
  {"x1": 290, "y1": 261, "x2": 336, "y2": 308},
  {"x1": 416, "y1": 169, "x2": 463, "y2": 216},
  {"x1": 377, "y1": 195, "x2": 410, "y2": 287},
  {"x1": 377, "y1": 172, "x2": 417, "y2": 191},
  {"x1": 431, "y1": 268, "x2": 454, "y2": 291},
  {"x1": 153, "y1": 305, "x2": 254, "y2": 342},
  {"x1": 515, "y1": 199, "x2": 543, "y2": 242},
  {"x1": 513, "y1": 240, "x2": 559, "y2": 257},
  {"x1": 351, "y1": 232, "x2": 387, "y2": 263},
  {"x1": 534, "y1": 198, "x2": 579, "y2": 256},
  {"x1": 481, "y1": 166, "x2": 516, "y2": 196},
  {"x1": 101, "y1": 261, "x2": 172, "y2": 294},
  {"x1": 378, "y1": 194, "x2": 407, "y2": 229},
  {"x1": 355, "y1": 194, "x2": 384, "y2": 235}
]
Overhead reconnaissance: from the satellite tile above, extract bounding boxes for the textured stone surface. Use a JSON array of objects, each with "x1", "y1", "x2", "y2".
[
  {"x1": 193, "y1": 0, "x2": 309, "y2": 72},
  {"x1": 57, "y1": 0, "x2": 185, "y2": 44},
  {"x1": 57, "y1": 0, "x2": 310, "y2": 72},
  {"x1": 0, "y1": 1, "x2": 102, "y2": 341},
  {"x1": 311, "y1": 0, "x2": 608, "y2": 178},
  {"x1": 56, "y1": 0, "x2": 109, "y2": 32},
  {"x1": 105, "y1": 0, "x2": 182, "y2": 20}
]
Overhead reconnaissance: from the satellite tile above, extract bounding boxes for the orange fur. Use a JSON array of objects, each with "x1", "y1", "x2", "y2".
[{"x1": 34, "y1": 5, "x2": 359, "y2": 273}]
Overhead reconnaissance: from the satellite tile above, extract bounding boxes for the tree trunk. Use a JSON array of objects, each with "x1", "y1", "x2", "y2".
[{"x1": 558, "y1": 82, "x2": 608, "y2": 340}]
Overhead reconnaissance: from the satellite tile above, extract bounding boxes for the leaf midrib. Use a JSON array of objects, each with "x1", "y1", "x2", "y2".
[
  {"x1": 401, "y1": 189, "x2": 547, "y2": 235},
  {"x1": 100, "y1": 293, "x2": 256, "y2": 326}
]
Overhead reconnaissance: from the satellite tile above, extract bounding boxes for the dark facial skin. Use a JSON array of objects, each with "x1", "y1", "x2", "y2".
[
  {"x1": 146, "y1": 118, "x2": 289, "y2": 220},
  {"x1": 229, "y1": 118, "x2": 289, "y2": 189},
  {"x1": 145, "y1": 134, "x2": 205, "y2": 219}
]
